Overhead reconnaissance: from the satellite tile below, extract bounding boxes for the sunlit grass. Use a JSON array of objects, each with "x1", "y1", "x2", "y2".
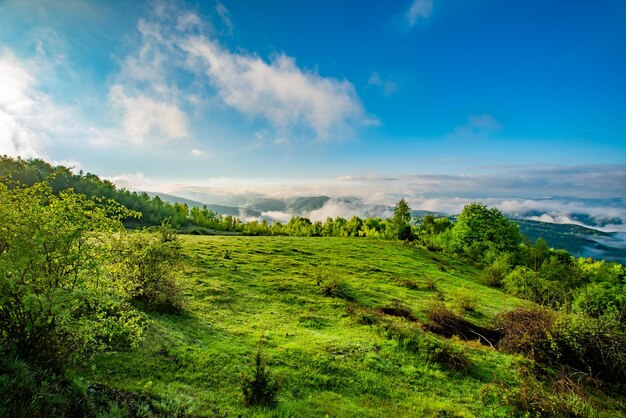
[{"x1": 84, "y1": 236, "x2": 530, "y2": 416}]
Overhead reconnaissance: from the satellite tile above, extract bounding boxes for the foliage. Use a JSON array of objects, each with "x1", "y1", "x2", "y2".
[
  {"x1": 552, "y1": 313, "x2": 626, "y2": 383},
  {"x1": 481, "y1": 253, "x2": 512, "y2": 286},
  {"x1": 241, "y1": 340, "x2": 279, "y2": 408},
  {"x1": 111, "y1": 226, "x2": 186, "y2": 313},
  {"x1": 392, "y1": 198, "x2": 413, "y2": 240},
  {"x1": 495, "y1": 306, "x2": 557, "y2": 363},
  {"x1": 450, "y1": 203, "x2": 522, "y2": 263},
  {"x1": 497, "y1": 306, "x2": 626, "y2": 383},
  {"x1": 0, "y1": 182, "x2": 144, "y2": 370},
  {"x1": 0, "y1": 353, "x2": 87, "y2": 418},
  {"x1": 453, "y1": 288, "x2": 478, "y2": 313},
  {"x1": 0, "y1": 156, "x2": 189, "y2": 227},
  {"x1": 423, "y1": 337, "x2": 473, "y2": 373},
  {"x1": 572, "y1": 282, "x2": 625, "y2": 319}
]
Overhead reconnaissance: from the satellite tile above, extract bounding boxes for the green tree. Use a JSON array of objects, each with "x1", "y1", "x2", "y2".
[
  {"x1": 451, "y1": 203, "x2": 522, "y2": 263},
  {"x1": 392, "y1": 198, "x2": 413, "y2": 240}
]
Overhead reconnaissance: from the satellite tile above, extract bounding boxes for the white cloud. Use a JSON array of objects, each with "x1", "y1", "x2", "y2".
[
  {"x1": 407, "y1": 0, "x2": 433, "y2": 26},
  {"x1": 261, "y1": 211, "x2": 292, "y2": 223},
  {"x1": 111, "y1": 10, "x2": 196, "y2": 144},
  {"x1": 111, "y1": 4, "x2": 369, "y2": 142},
  {"x1": 0, "y1": 50, "x2": 53, "y2": 158},
  {"x1": 110, "y1": 85, "x2": 188, "y2": 143},
  {"x1": 368, "y1": 72, "x2": 398, "y2": 96},
  {"x1": 106, "y1": 172, "x2": 156, "y2": 191},
  {"x1": 180, "y1": 36, "x2": 365, "y2": 139},
  {"x1": 191, "y1": 148, "x2": 204, "y2": 156},
  {"x1": 446, "y1": 113, "x2": 502, "y2": 140},
  {"x1": 215, "y1": 1, "x2": 234, "y2": 33}
]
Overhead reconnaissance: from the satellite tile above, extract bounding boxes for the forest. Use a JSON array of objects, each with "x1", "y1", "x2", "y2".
[{"x1": 1, "y1": 156, "x2": 625, "y2": 417}]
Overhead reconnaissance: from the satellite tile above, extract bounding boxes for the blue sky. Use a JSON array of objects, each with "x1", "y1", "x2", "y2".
[{"x1": 0, "y1": 0, "x2": 625, "y2": 209}]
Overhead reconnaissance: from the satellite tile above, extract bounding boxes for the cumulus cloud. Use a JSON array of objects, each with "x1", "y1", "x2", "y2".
[
  {"x1": 105, "y1": 172, "x2": 156, "y2": 191},
  {"x1": 181, "y1": 36, "x2": 364, "y2": 139},
  {"x1": 110, "y1": 85, "x2": 188, "y2": 143},
  {"x1": 111, "y1": 10, "x2": 197, "y2": 143},
  {"x1": 407, "y1": 0, "x2": 433, "y2": 26},
  {"x1": 111, "y1": 3, "x2": 369, "y2": 143},
  {"x1": 191, "y1": 148, "x2": 204, "y2": 156},
  {"x1": 0, "y1": 50, "x2": 66, "y2": 158}
]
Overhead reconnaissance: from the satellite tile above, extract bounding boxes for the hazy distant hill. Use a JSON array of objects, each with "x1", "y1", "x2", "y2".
[
  {"x1": 146, "y1": 192, "x2": 262, "y2": 218},
  {"x1": 516, "y1": 219, "x2": 625, "y2": 263}
]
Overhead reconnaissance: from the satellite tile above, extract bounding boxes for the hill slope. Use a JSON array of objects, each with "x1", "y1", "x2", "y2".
[{"x1": 87, "y1": 236, "x2": 531, "y2": 417}]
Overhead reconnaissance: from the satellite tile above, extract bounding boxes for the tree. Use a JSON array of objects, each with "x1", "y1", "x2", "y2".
[
  {"x1": 392, "y1": 199, "x2": 413, "y2": 240},
  {"x1": 451, "y1": 203, "x2": 522, "y2": 263}
]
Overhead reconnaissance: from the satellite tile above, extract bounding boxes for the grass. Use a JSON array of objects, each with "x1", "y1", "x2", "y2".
[{"x1": 78, "y1": 236, "x2": 558, "y2": 416}]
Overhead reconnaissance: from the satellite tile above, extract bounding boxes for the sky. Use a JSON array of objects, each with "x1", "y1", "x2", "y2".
[{"x1": 0, "y1": 0, "x2": 625, "y2": 220}]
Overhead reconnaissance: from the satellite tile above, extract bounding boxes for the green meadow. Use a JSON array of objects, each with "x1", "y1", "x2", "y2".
[{"x1": 84, "y1": 235, "x2": 529, "y2": 417}]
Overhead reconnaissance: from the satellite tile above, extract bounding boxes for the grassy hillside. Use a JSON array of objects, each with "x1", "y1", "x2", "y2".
[{"x1": 83, "y1": 236, "x2": 533, "y2": 417}]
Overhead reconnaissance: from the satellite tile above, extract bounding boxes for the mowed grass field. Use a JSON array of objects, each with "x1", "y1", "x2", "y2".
[{"x1": 84, "y1": 235, "x2": 529, "y2": 417}]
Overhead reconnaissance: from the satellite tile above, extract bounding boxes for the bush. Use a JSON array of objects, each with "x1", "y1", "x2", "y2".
[
  {"x1": 495, "y1": 306, "x2": 557, "y2": 364},
  {"x1": 0, "y1": 353, "x2": 87, "y2": 417},
  {"x1": 481, "y1": 254, "x2": 511, "y2": 287},
  {"x1": 426, "y1": 302, "x2": 501, "y2": 347},
  {"x1": 381, "y1": 321, "x2": 472, "y2": 373},
  {"x1": 572, "y1": 282, "x2": 625, "y2": 319},
  {"x1": 423, "y1": 336, "x2": 473, "y2": 373},
  {"x1": 241, "y1": 342, "x2": 279, "y2": 408},
  {"x1": 502, "y1": 266, "x2": 563, "y2": 307},
  {"x1": 319, "y1": 279, "x2": 354, "y2": 300},
  {"x1": 453, "y1": 288, "x2": 478, "y2": 313},
  {"x1": 497, "y1": 307, "x2": 626, "y2": 383},
  {"x1": 112, "y1": 227, "x2": 186, "y2": 313},
  {"x1": 0, "y1": 183, "x2": 144, "y2": 370},
  {"x1": 315, "y1": 268, "x2": 354, "y2": 301},
  {"x1": 552, "y1": 313, "x2": 626, "y2": 383}
]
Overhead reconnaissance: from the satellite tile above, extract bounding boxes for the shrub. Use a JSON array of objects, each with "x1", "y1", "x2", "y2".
[
  {"x1": 345, "y1": 303, "x2": 380, "y2": 325},
  {"x1": 241, "y1": 341, "x2": 279, "y2": 408},
  {"x1": 382, "y1": 321, "x2": 473, "y2": 373},
  {"x1": 315, "y1": 268, "x2": 354, "y2": 300},
  {"x1": 423, "y1": 336, "x2": 473, "y2": 373},
  {"x1": 552, "y1": 313, "x2": 626, "y2": 383},
  {"x1": 481, "y1": 254, "x2": 511, "y2": 287},
  {"x1": 497, "y1": 307, "x2": 626, "y2": 383},
  {"x1": 572, "y1": 282, "x2": 625, "y2": 319},
  {"x1": 112, "y1": 227, "x2": 186, "y2": 313},
  {"x1": 453, "y1": 288, "x2": 478, "y2": 313},
  {"x1": 502, "y1": 266, "x2": 563, "y2": 307},
  {"x1": 0, "y1": 353, "x2": 87, "y2": 417},
  {"x1": 0, "y1": 183, "x2": 144, "y2": 370},
  {"x1": 319, "y1": 279, "x2": 354, "y2": 300},
  {"x1": 424, "y1": 277, "x2": 437, "y2": 291},
  {"x1": 495, "y1": 306, "x2": 557, "y2": 364}
]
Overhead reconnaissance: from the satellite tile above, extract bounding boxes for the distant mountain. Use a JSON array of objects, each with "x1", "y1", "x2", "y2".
[
  {"x1": 515, "y1": 219, "x2": 625, "y2": 264},
  {"x1": 146, "y1": 192, "x2": 262, "y2": 218},
  {"x1": 145, "y1": 192, "x2": 205, "y2": 208}
]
